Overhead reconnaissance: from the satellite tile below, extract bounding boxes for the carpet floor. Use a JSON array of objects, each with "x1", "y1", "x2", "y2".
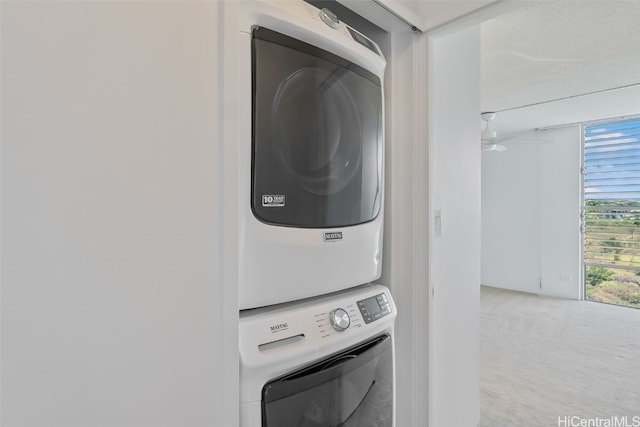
[{"x1": 479, "y1": 286, "x2": 640, "y2": 427}]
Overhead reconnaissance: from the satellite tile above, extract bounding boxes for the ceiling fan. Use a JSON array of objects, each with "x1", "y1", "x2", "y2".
[{"x1": 481, "y1": 112, "x2": 506, "y2": 152}]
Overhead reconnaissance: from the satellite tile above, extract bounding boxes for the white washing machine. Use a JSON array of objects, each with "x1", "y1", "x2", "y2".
[
  {"x1": 239, "y1": 284, "x2": 396, "y2": 427},
  {"x1": 238, "y1": 1, "x2": 387, "y2": 309}
]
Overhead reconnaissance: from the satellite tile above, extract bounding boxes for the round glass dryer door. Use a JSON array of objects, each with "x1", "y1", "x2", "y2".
[{"x1": 252, "y1": 27, "x2": 383, "y2": 228}]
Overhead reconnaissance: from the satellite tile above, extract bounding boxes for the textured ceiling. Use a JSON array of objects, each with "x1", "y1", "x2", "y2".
[
  {"x1": 397, "y1": 0, "x2": 497, "y2": 30},
  {"x1": 481, "y1": 0, "x2": 640, "y2": 113}
]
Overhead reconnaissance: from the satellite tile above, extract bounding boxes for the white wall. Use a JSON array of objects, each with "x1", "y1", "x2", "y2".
[
  {"x1": 481, "y1": 141, "x2": 542, "y2": 292},
  {"x1": 1, "y1": 3, "x2": 239, "y2": 426},
  {"x1": 481, "y1": 126, "x2": 582, "y2": 299},
  {"x1": 428, "y1": 26, "x2": 481, "y2": 427},
  {"x1": 381, "y1": 29, "x2": 430, "y2": 427}
]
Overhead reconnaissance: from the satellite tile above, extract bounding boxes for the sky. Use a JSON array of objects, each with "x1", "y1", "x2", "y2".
[{"x1": 584, "y1": 117, "x2": 640, "y2": 202}]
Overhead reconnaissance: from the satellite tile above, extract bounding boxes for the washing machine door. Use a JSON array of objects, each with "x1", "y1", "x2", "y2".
[
  {"x1": 252, "y1": 27, "x2": 383, "y2": 228},
  {"x1": 261, "y1": 334, "x2": 393, "y2": 427}
]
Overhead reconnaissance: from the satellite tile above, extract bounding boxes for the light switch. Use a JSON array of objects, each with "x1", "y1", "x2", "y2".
[{"x1": 434, "y1": 209, "x2": 442, "y2": 236}]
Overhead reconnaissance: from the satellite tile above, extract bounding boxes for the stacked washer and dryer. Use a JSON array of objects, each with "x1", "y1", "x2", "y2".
[{"x1": 238, "y1": 2, "x2": 396, "y2": 426}]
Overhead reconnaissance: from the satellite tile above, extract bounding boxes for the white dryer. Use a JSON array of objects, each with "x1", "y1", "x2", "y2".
[
  {"x1": 238, "y1": 1, "x2": 387, "y2": 309},
  {"x1": 239, "y1": 284, "x2": 396, "y2": 427}
]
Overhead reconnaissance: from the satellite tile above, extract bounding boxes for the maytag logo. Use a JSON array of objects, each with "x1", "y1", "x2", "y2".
[
  {"x1": 262, "y1": 195, "x2": 285, "y2": 207},
  {"x1": 323, "y1": 231, "x2": 343, "y2": 242},
  {"x1": 270, "y1": 323, "x2": 289, "y2": 333}
]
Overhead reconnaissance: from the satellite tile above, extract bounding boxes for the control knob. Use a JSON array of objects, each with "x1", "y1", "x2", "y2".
[
  {"x1": 319, "y1": 8, "x2": 339, "y2": 29},
  {"x1": 330, "y1": 308, "x2": 350, "y2": 332}
]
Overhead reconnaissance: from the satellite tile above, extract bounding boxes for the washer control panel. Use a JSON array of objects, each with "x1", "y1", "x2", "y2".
[
  {"x1": 240, "y1": 285, "x2": 395, "y2": 358},
  {"x1": 357, "y1": 293, "x2": 391, "y2": 324},
  {"x1": 240, "y1": 284, "x2": 396, "y2": 404}
]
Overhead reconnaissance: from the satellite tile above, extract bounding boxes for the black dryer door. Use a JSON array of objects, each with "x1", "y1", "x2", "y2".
[{"x1": 252, "y1": 27, "x2": 383, "y2": 228}]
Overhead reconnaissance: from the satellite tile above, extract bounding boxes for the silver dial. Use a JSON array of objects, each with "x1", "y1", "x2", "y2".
[
  {"x1": 330, "y1": 308, "x2": 350, "y2": 331},
  {"x1": 319, "y1": 8, "x2": 339, "y2": 29}
]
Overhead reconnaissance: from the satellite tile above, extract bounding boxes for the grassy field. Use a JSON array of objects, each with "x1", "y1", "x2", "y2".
[
  {"x1": 585, "y1": 213, "x2": 640, "y2": 308},
  {"x1": 585, "y1": 221, "x2": 640, "y2": 269},
  {"x1": 586, "y1": 266, "x2": 640, "y2": 308}
]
